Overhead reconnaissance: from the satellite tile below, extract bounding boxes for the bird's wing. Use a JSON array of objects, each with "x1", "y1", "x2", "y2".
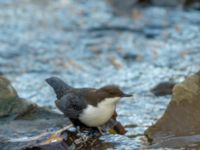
[
  {"x1": 82, "y1": 89, "x2": 109, "y2": 106},
  {"x1": 55, "y1": 93, "x2": 87, "y2": 119}
]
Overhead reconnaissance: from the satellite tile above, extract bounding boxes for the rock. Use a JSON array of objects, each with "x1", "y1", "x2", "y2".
[
  {"x1": 184, "y1": 0, "x2": 200, "y2": 10},
  {"x1": 152, "y1": 0, "x2": 200, "y2": 8},
  {"x1": 145, "y1": 71, "x2": 200, "y2": 149},
  {"x1": 23, "y1": 126, "x2": 113, "y2": 150},
  {"x1": 0, "y1": 76, "x2": 69, "y2": 150},
  {"x1": 22, "y1": 117, "x2": 125, "y2": 150},
  {"x1": 150, "y1": 81, "x2": 176, "y2": 96},
  {"x1": 0, "y1": 76, "x2": 36, "y2": 118},
  {"x1": 107, "y1": 0, "x2": 138, "y2": 15},
  {"x1": 151, "y1": 0, "x2": 184, "y2": 6},
  {"x1": 21, "y1": 112, "x2": 125, "y2": 150},
  {"x1": 23, "y1": 113, "x2": 125, "y2": 150},
  {"x1": 0, "y1": 75, "x2": 63, "y2": 120},
  {"x1": 108, "y1": 0, "x2": 200, "y2": 15},
  {"x1": 0, "y1": 76, "x2": 18, "y2": 100}
]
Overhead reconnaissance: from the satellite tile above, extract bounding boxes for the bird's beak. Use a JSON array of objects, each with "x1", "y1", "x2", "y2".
[{"x1": 122, "y1": 93, "x2": 132, "y2": 97}]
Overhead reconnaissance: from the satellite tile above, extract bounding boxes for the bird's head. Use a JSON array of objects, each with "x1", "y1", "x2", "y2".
[
  {"x1": 95, "y1": 85, "x2": 132, "y2": 105},
  {"x1": 99, "y1": 85, "x2": 132, "y2": 98}
]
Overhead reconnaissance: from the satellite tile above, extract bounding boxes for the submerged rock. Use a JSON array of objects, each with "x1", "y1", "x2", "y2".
[
  {"x1": 145, "y1": 71, "x2": 200, "y2": 149},
  {"x1": 150, "y1": 81, "x2": 175, "y2": 96}
]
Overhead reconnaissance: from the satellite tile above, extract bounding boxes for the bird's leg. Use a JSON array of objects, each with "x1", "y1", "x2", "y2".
[
  {"x1": 87, "y1": 127, "x2": 105, "y2": 136},
  {"x1": 76, "y1": 126, "x2": 81, "y2": 134},
  {"x1": 84, "y1": 127, "x2": 100, "y2": 137},
  {"x1": 97, "y1": 126, "x2": 105, "y2": 135},
  {"x1": 76, "y1": 126, "x2": 82, "y2": 135}
]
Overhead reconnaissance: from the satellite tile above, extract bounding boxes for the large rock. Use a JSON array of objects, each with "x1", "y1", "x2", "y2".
[
  {"x1": 0, "y1": 76, "x2": 18, "y2": 100},
  {"x1": 145, "y1": 71, "x2": 200, "y2": 149},
  {"x1": 0, "y1": 76, "x2": 36, "y2": 118},
  {"x1": 0, "y1": 75, "x2": 65, "y2": 120},
  {"x1": 0, "y1": 76, "x2": 69, "y2": 150}
]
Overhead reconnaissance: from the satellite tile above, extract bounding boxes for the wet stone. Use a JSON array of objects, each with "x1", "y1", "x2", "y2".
[
  {"x1": 0, "y1": 76, "x2": 69, "y2": 150},
  {"x1": 0, "y1": 75, "x2": 34, "y2": 118},
  {"x1": 145, "y1": 71, "x2": 200, "y2": 149},
  {"x1": 150, "y1": 81, "x2": 176, "y2": 96}
]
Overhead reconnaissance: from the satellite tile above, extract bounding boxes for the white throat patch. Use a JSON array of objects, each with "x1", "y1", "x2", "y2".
[{"x1": 79, "y1": 97, "x2": 120, "y2": 127}]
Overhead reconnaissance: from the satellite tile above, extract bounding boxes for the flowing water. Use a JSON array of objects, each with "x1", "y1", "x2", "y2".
[{"x1": 0, "y1": 0, "x2": 200, "y2": 149}]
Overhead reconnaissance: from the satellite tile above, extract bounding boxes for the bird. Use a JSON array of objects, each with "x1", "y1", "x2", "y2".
[{"x1": 46, "y1": 77, "x2": 132, "y2": 134}]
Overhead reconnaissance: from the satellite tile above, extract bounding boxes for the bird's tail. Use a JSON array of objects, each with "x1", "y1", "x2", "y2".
[{"x1": 45, "y1": 77, "x2": 72, "y2": 99}]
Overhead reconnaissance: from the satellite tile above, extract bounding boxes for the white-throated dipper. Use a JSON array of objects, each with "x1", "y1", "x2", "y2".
[{"x1": 46, "y1": 77, "x2": 132, "y2": 133}]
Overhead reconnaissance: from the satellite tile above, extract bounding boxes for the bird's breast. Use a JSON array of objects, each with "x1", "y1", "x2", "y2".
[{"x1": 79, "y1": 98, "x2": 119, "y2": 127}]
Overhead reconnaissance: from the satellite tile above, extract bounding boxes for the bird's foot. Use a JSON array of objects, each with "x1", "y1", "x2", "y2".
[
  {"x1": 74, "y1": 134, "x2": 89, "y2": 145},
  {"x1": 76, "y1": 126, "x2": 104, "y2": 138},
  {"x1": 74, "y1": 126, "x2": 90, "y2": 145},
  {"x1": 86, "y1": 127, "x2": 105, "y2": 137}
]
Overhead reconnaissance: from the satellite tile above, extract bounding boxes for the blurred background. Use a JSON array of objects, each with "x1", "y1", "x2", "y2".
[{"x1": 0, "y1": 0, "x2": 200, "y2": 149}]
